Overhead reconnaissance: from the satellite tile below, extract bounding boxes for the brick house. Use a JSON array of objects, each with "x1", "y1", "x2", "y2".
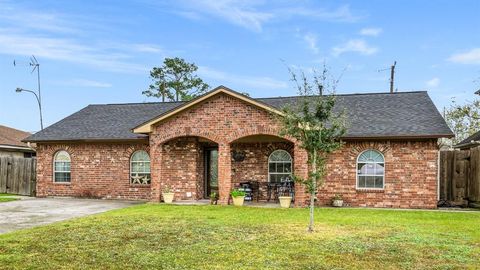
[{"x1": 24, "y1": 86, "x2": 453, "y2": 208}]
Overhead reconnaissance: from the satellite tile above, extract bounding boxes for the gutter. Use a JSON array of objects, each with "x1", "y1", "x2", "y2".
[
  {"x1": 0, "y1": 144, "x2": 35, "y2": 152},
  {"x1": 454, "y1": 140, "x2": 480, "y2": 149},
  {"x1": 342, "y1": 134, "x2": 454, "y2": 140},
  {"x1": 22, "y1": 138, "x2": 149, "y2": 144}
]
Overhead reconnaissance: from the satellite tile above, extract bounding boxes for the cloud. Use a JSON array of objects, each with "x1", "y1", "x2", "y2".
[
  {"x1": 71, "y1": 79, "x2": 112, "y2": 88},
  {"x1": 426, "y1": 77, "x2": 440, "y2": 88},
  {"x1": 277, "y1": 4, "x2": 363, "y2": 23},
  {"x1": 303, "y1": 33, "x2": 319, "y2": 54},
  {"x1": 177, "y1": 0, "x2": 273, "y2": 32},
  {"x1": 198, "y1": 66, "x2": 288, "y2": 90},
  {"x1": 359, "y1": 27, "x2": 382, "y2": 36},
  {"x1": 332, "y1": 39, "x2": 378, "y2": 56},
  {"x1": 131, "y1": 44, "x2": 164, "y2": 54},
  {"x1": 0, "y1": 31, "x2": 149, "y2": 73},
  {"x1": 0, "y1": 2, "x2": 78, "y2": 34},
  {"x1": 54, "y1": 79, "x2": 113, "y2": 88},
  {"x1": 171, "y1": 2, "x2": 363, "y2": 32},
  {"x1": 448, "y1": 48, "x2": 480, "y2": 64},
  {"x1": 0, "y1": 2, "x2": 164, "y2": 73}
]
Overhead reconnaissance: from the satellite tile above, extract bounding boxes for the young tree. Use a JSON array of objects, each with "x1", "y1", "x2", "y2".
[
  {"x1": 445, "y1": 97, "x2": 480, "y2": 144},
  {"x1": 142, "y1": 57, "x2": 209, "y2": 102},
  {"x1": 279, "y1": 68, "x2": 347, "y2": 233}
]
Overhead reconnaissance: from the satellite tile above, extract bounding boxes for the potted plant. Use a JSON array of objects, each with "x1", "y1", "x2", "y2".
[
  {"x1": 230, "y1": 189, "x2": 246, "y2": 206},
  {"x1": 162, "y1": 186, "x2": 175, "y2": 204},
  {"x1": 332, "y1": 194, "x2": 344, "y2": 207},
  {"x1": 210, "y1": 192, "x2": 219, "y2": 205},
  {"x1": 278, "y1": 194, "x2": 292, "y2": 208}
]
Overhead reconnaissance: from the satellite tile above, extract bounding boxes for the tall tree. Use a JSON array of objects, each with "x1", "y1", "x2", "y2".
[
  {"x1": 279, "y1": 67, "x2": 347, "y2": 233},
  {"x1": 142, "y1": 57, "x2": 209, "y2": 102},
  {"x1": 445, "y1": 97, "x2": 480, "y2": 144}
]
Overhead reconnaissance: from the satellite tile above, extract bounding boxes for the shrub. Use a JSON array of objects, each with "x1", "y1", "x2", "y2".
[{"x1": 230, "y1": 189, "x2": 246, "y2": 198}]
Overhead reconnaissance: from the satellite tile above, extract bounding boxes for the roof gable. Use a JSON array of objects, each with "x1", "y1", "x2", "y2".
[{"x1": 132, "y1": 86, "x2": 283, "y2": 134}]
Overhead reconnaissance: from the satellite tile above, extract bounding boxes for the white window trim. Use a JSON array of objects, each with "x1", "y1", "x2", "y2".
[
  {"x1": 268, "y1": 150, "x2": 293, "y2": 182},
  {"x1": 356, "y1": 149, "x2": 385, "y2": 190},
  {"x1": 130, "y1": 150, "x2": 151, "y2": 185},
  {"x1": 53, "y1": 150, "x2": 71, "y2": 183}
]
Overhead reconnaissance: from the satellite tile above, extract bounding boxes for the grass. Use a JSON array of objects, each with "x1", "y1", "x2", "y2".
[
  {"x1": 0, "y1": 205, "x2": 479, "y2": 269},
  {"x1": 0, "y1": 193, "x2": 18, "y2": 203}
]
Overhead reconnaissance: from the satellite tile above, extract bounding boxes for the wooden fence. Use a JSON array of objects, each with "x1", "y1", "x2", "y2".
[
  {"x1": 439, "y1": 146, "x2": 480, "y2": 206},
  {"x1": 0, "y1": 157, "x2": 36, "y2": 196}
]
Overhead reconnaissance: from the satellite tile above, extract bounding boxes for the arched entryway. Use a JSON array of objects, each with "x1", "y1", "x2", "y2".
[
  {"x1": 150, "y1": 133, "x2": 307, "y2": 206},
  {"x1": 229, "y1": 134, "x2": 298, "y2": 204},
  {"x1": 150, "y1": 136, "x2": 219, "y2": 202}
]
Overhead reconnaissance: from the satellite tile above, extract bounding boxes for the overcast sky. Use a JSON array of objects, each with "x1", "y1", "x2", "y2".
[{"x1": 1, "y1": 0, "x2": 479, "y2": 132}]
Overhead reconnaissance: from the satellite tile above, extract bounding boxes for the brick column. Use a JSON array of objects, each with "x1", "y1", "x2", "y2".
[
  {"x1": 294, "y1": 144, "x2": 308, "y2": 207},
  {"x1": 150, "y1": 140, "x2": 162, "y2": 202},
  {"x1": 217, "y1": 142, "x2": 232, "y2": 204}
]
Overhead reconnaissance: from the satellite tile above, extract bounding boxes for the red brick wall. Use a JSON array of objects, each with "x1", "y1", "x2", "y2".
[
  {"x1": 35, "y1": 142, "x2": 151, "y2": 200},
  {"x1": 35, "y1": 92, "x2": 440, "y2": 208},
  {"x1": 160, "y1": 137, "x2": 204, "y2": 201},
  {"x1": 317, "y1": 140, "x2": 439, "y2": 209},
  {"x1": 149, "y1": 93, "x2": 295, "y2": 203},
  {"x1": 147, "y1": 92, "x2": 439, "y2": 208}
]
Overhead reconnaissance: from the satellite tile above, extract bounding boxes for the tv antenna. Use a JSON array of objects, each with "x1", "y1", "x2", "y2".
[
  {"x1": 14, "y1": 55, "x2": 44, "y2": 130},
  {"x1": 378, "y1": 61, "x2": 397, "y2": 93},
  {"x1": 29, "y1": 56, "x2": 42, "y2": 104}
]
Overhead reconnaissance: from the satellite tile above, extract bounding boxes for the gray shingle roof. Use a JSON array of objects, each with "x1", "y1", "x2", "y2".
[{"x1": 24, "y1": 90, "x2": 453, "y2": 142}]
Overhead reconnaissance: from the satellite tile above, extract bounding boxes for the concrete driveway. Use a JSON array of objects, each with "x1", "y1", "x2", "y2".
[{"x1": 0, "y1": 197, "x2": 139, "y2": 234}]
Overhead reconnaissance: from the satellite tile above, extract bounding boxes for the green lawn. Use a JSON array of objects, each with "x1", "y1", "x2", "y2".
[
  {"x1": 0, "y1": 205, "x2": 479, "y2": 269},
  {"x1": 0, "y1": 193, "x2": 18, "y2": 203}
]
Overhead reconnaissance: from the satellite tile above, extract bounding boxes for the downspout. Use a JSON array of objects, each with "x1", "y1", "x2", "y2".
[
  {"x1": 436, "y1": 138, "x2": 445, "y2": 201},
  {"x1": 437, "y1": 141, "x2": 440, "y2": 201}
]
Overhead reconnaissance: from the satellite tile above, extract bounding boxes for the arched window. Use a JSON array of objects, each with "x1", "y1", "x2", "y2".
[
  {"x1": 357, "y1": 150, "x2": 385, "y2": 189},
  {"x1": 53, "y1": 151, "x2": 71, "y2": 183},
  {"x1": 268, "y1": 150, "x2": 292, "y2": 183},
  {"x1": 130, "y1": 150, "x2": 151, "y2": 185}
]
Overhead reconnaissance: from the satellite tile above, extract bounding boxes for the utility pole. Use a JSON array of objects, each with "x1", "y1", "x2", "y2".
[
  {"x1": 378, "y1": 61, "x2": 397, "y2": 93},
  {"x1": 390, "y1": 61, "x2": 397, "y2": 93}
]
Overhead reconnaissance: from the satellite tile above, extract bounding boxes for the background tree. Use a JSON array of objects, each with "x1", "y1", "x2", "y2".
[
  {"x1": 142, "y1": 57, "x2": 209, "y2": 102},
  {"x1": 445, "y1": 96, "x2": 480, "y2": 144},
  {"x1": 279, "y1": 67, "x2": 347, "y2": 233}
]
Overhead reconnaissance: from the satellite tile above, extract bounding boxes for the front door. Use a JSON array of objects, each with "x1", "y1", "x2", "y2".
[{"x1": 205, "y1": 148, "x2": 218, "y2": 198}]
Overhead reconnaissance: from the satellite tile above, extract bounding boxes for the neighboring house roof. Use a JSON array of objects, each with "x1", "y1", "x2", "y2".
[
  {"x1": 24, "y1": 86, "x2": 454, "y2": 142},
  {"x1": 0, "y1": 125, "x2": 34, "y2": 151},
  {"x1": 455, "y1": 130, "x2": 480, "y2": 149}
]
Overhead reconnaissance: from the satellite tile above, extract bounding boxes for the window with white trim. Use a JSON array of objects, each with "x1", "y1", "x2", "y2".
[
  {"x1": 356, "y1": 150, "x2": 384, "y2": 189},
  {"x1": 268, "y1": 150, "x2": 292, "y2": 183},
  {"x1": 130, "y1": 150, "x2": 151, "y2": 185},
  {"x1": 53, "y1": 151, "x2": 71, "y2": 182}
]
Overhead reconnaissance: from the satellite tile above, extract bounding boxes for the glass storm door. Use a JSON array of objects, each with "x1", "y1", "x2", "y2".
[{"x1": 205, "y1": 149, "x2": 218, "y2": 198}]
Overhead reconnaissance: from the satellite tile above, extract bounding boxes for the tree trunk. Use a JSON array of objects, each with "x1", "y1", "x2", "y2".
[{"x1": 308, "y1": 149, "x2": 317, "y2": 233}]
